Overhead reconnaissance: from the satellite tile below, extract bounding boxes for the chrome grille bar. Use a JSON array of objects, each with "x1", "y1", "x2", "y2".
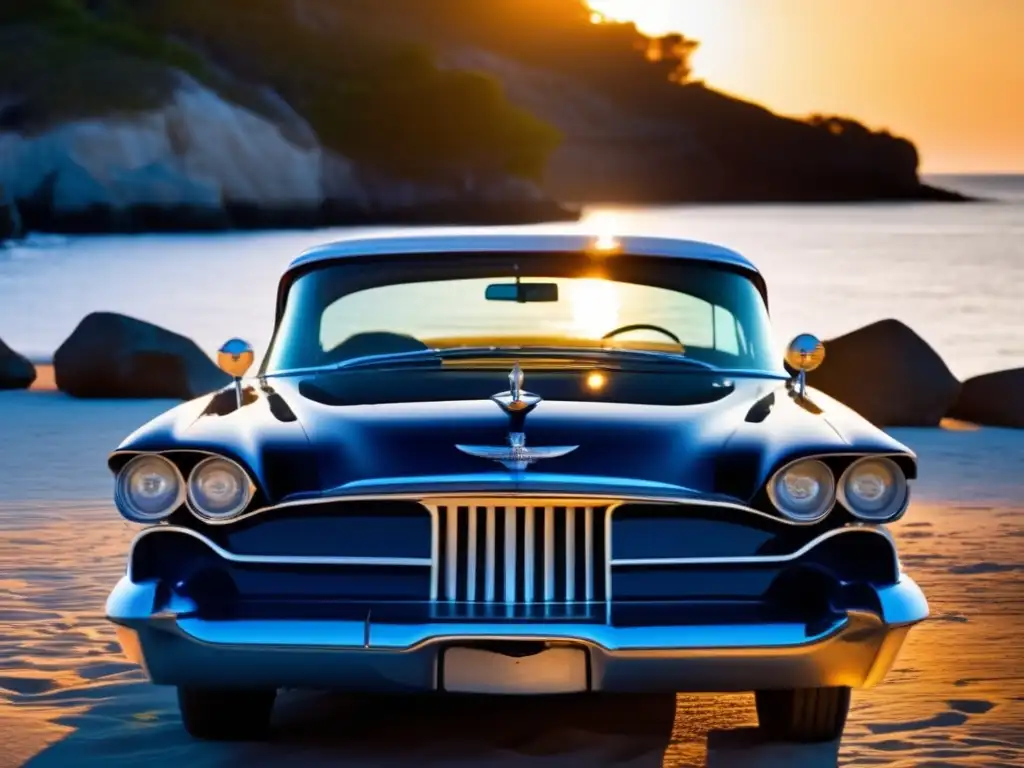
[
  {"x1": 466, "y1": 505, "x2": 477, "y2": 602},
  {"x1": 445, "y1": 505, "x2": 458, "y2": 601},
  {"x1": 544, "y1": 507, "x2": 555, "y2": 602},
  {"x1": 429, "y1": 504, "x2": 608, "y2": 610},
  {"x1": 504, "y1": 506, "x2": 517, "y2": 603},
  {"x1": 523, "y1": 507, "x2": 535, "y2": 603},
  {"x1": 565, "y1": 506, "x2": 576, "y2": 601},
  {"x1": 584, "y1": 506, "x2": 594, "y2": 602},
  {"x1": 485, "y1": 507, "x2": 496, "y2": 602}
]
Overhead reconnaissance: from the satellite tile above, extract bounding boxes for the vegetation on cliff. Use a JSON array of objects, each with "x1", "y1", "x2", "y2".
[
  {"x1": 2, "y1": 0, "x2": 962, "y2": 207},
  {"x1": 2, "y1": 0, "x2": 561, "y2": 182}
]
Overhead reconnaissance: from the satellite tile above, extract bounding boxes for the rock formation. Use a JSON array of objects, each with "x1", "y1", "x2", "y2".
[
  {"x1": 0, "y1": 337, "x2": 36, "y2": 390},
  {"x1": 947, "y1": 368, "x2": 1024, "y2": 429},
  {"x1": 806, "y1": 319, "x2": 961, "y2": 427},
  {"x1": 53, "y1": 312, "x2": 230, "y2": 399}
]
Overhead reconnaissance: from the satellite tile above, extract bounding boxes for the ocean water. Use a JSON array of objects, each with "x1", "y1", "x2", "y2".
[{"x1": 0, "y1": 174, "x2": 1021, "y2": 380}]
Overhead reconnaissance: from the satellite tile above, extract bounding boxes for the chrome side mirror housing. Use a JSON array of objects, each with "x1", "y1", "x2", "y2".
[
  {"x1": 218, "y1": 338, "x2": 255, "y2": 407},
  {"x1": 785, "y1": 333, "x2": 825, "y2": 398}
]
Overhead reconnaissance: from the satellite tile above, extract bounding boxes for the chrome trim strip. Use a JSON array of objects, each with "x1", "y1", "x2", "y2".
[
  {"x1": 584, "y1": 506, "x2": 594, "y2": 602},
  {"x1": 127, "y1": 509, "x2": 895, "y2": 578},
  {"x1": 605, "y1": 503, "x2": 617, "y2": 623},
  {"x1": 466, "y1": 506, "x2": 477, "y2": 602},
  {"x1": 565, "y1": 506, "x2": 576, "y2": 602},
  {"x1": 429, "y1": 506, "x2": 439, "y2": 601},
  {"x1": 178, "y1": 614, "x2": 854, "y2": 652},
  {"x1": 445, "y1": 505, "x2": 458, "y2": 601},
  {"x1": 504, "y1": 506, "x2": 517, "y2": 604},
  {"x1": 128, "y1": 526, "x2": 433, "y2": 567},
  {"x1": 103, "y1": 477, "x2": 800, "y2": 528},
  {"x1": 837, "y1": 457, "x2": 912, "y2": 523},
  {"x1": 609, "y1": 525, "x2": 895, "y2": 567},
  {"x1": 523, "y1": 507, "x2": 535, "y2": 603},
  {"x1": 485, "y1": 507, "x2": 496, "y2": 602},
  {"x1": 544, "y1": 507, "x2": 555, "y2": 602}
]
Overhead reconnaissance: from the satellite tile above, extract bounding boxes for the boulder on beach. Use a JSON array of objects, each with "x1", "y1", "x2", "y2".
[
  {"x1": 0, "y1": 337, "x2": 36, "y2": 390},
  {"x1": 805, "y1": 319, "x2": 960, "y2": 427},
  {"x1": 53, "y1": 312, "x2": 230, "y2": 400},
  {"x1": 947, "y1": 368, "x2": 1024, "y2": 429}
]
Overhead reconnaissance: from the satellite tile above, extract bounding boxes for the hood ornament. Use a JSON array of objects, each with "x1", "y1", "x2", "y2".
[
  {"x1": 491, "y1": 361, "x2": 540, "y2": 413},
  {"x1": 457, "y1": 363, "x2": 578, "y2": 471}
]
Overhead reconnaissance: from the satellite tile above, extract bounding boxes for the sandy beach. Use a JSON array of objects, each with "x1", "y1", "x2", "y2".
[{"x1": 0, "y1": 383, "x2": 1020, "y2": 768}]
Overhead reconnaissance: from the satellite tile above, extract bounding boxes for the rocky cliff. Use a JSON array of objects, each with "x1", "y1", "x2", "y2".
[
  {"x1": 1, "y1": 74, "x2": 558, "y2": 235},
  {"x1": 0, "y1": 0, "x2": 966, "y2": 239}
]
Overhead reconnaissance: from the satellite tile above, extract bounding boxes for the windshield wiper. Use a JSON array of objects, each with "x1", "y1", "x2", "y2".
[{"x1": 332, "y1": 345, "x2": 721, "y2": 372}]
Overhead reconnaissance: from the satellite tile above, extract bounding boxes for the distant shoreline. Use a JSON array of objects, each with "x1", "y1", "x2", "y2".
[{"x1": 0, "y1": 183, "x2": 978, "y2": 240}]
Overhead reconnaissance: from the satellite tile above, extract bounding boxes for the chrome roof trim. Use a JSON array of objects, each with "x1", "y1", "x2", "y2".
[{"x1": 286, "y1": 231, "x2": 759, "y2": 275}]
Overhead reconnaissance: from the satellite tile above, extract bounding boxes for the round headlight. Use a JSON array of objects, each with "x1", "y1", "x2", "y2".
[
  {"x1": 115, "y1": 454, "x2": 185, "y2": 522},
  {"x1": 768, "y1": 459, "x2": 835, "y2": 522},
  {"x1": 187, "y1": 456, "x2": 254, "y2": 521},
  {"x1": 839, "y1": 457, "x2": 908, "y2": 521}
]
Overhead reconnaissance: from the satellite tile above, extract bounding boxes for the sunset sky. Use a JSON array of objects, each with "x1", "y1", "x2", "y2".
[{"x1": 588, "y1": 0, "x2": 1024, "y2": 173}]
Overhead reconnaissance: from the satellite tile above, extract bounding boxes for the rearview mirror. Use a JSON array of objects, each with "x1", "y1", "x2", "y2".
[{"x1": 485, "y1": 282, "x2": 559, "y2": 303}]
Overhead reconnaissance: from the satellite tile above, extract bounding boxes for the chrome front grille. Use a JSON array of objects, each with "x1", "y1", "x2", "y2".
[{"x1": 426, "y1": 504, "x2": 608, "y2": 606}]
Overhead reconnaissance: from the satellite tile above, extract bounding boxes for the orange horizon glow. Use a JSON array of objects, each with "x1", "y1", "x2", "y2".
[{"x1": 588, "y1": 0, "x2": 1024, "y2": 173}]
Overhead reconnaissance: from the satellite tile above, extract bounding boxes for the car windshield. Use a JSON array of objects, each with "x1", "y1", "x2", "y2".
[{"x1": 263, "y1": 251, "x2": 782, "y2": 374}]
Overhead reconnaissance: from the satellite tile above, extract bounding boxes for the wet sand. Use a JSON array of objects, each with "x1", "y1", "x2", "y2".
[{"x1": 0, "y1": 391, "x2": 1021, "y2": 767}]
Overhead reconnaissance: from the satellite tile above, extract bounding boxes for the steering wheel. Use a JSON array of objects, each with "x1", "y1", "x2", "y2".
[{"x1": 601, "y1": 323, "x2": 683, "y2": 346}]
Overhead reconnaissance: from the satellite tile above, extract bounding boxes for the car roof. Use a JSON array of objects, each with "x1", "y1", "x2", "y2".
[{"x1": 287, "y1": 230, "x2": 761, "y2": 276}]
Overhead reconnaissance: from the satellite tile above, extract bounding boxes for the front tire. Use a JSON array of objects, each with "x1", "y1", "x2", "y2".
[
  {"x1": 755, "y1": 686, "x2": 851, "y2": 743},
  {"x1": 177, "y1": 687, "x2": 277, "y2": 741}
]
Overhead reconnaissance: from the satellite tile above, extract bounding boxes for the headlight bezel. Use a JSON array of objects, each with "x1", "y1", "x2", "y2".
[
  {"x1": 837, "y1": 456, "x2": 910, "y2": 523},
  {"x1": 186, "y1": 455, "x2": 256, "y2": 522},
  {"x1": 766, "y1": 457, "x2": 837, "y2": 524},
  {"x1": 114, "y1": 453, "x2": 186, "y2": 523}
]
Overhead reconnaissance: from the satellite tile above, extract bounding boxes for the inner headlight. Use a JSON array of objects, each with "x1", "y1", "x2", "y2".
[
  {"x1": 187, "y1": 456, "x2": 254, "y2": 521},
  {"x1": 115, "y1": 454, "x2": 185, "y2": 522},
  {"x1": 839, "y1": 457, "x2": 909, "y2": 521},
  {"x1": 768, "y1": 459, "x2": 835, "y2": 522}
]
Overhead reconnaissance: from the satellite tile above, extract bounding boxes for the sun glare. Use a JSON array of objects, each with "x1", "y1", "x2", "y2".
[
  {"x1": 569, "y1": 279, "x2": 621, "y2": 339},
  {"x1": 587, "y1": 0, "x2": 731, "y2": 81}
]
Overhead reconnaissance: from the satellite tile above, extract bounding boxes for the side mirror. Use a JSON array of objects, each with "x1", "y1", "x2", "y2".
[
  {"x1": 218, "y1": 338, "x2": 255, "y2": 407},
  {"x1": 784, "y1": 334, "x2": 825, "y2": 397}
]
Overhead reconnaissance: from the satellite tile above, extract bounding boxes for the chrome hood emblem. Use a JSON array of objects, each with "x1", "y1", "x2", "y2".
[
  {"x1": 456, "y1": 432, "x2": 578, "y2": 472},
  {"x1": 456, "y1": 363, "x2": 578, "y2": 472}
]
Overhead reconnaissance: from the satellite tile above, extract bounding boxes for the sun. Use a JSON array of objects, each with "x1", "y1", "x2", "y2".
[
  {"x1": 569, "y1": 278, "x2": 621, "y2": 339},
  {"x1": 587, "y1": 0, "x2": 697, "y2": 36},
  {"x1": 587, "y1": 1, "x2": 730, "y2": 80}
]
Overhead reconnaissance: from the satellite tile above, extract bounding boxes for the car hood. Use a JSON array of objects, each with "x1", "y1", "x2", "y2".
[{"x1": 112, "y1": 369, "x2": 914, "y2": 505}]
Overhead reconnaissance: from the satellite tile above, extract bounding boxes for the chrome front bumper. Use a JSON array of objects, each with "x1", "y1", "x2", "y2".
[{"x1": 106, "y1": 575, "x2": 928, "y2": 693}]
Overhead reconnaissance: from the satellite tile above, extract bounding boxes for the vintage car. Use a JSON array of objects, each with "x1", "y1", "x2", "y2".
[{"x1": 105, "y1": 231, "x2": 928, "y2": 743}]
